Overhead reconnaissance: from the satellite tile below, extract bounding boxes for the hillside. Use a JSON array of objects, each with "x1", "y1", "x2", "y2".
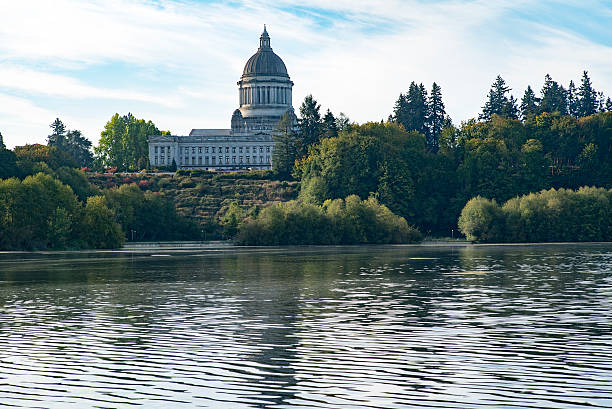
[{"x1": 88, "y1": 170, "x2": 298, "y2": 236}]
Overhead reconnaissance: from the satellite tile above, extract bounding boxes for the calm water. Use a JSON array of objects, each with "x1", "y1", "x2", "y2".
[{"x1": 0, "y1": 243, "x2": 611, "y2": 409}]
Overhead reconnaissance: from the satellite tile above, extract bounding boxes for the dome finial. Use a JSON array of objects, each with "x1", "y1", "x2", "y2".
[{"x1": 259, "y1": 25, "x2": 271, "y2": 49}]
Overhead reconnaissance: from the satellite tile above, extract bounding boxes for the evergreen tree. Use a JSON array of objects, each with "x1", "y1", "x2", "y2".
[
  {"x1": 48, "y1": 118, "x2": 67, "y2": 148},
  {"x1": 520, "y1": 85, "x2": 539, "y2": 119},
  {"x1": 272, "y1": 112, "x2": 298, "y2": 180},
  {"x1": 298, "y1": 95, "x2": 322, "y2": 154},
  {"x1": 606, "y1": 97, "x2": 612, "y2": 112},
  {"x1": 65, "y1": 129, "x2": 94, "y2": 168},
  {"x1": 578, "y1": 71, "x2": 598, "y2": 117},
  {"x1": 321, "y1": 109, "x2": 338, "y2": 138},
  {"x1": 335, "y1": 112, "x2": 351, "y2": 132},
  {"x1": 480, "y1": 75, "x2": 518, "y2": 120},
  {"x1": 426, "y1": 82, "x2": 445, "y2": 153},
  {"x1": 0, "y1": 131, "x2": 5, "y2": 150},
  {"x1": 567, "y1": 80, "x2": 580, "y2": 117},
  {"x1": 539, "y1": 74, "x2": 567, "y2": 115},
  {"x1": 597, "y1": 92, "x2": 607, "y2": 113},
  {"x1": 393, "y1": 82, "x2": 429, "y2": 135}
]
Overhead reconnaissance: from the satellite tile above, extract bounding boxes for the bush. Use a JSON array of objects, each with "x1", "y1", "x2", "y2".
[{"x1": 235, "y1": 195, "x2": 421, "y2": 245}]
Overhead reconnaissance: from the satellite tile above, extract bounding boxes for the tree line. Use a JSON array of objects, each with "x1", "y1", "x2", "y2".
[
  {"x1": 232, "y1": 195, "x2": 422, "y2": 245},
  {"x1": 0, "y1": 125, "x2": 199, "y2": 250},
  {"x1": 272, "y1": 70, "x2": 610, "y2": 239},
  {"x1": 458, "y1": 187, "x2": 612, "y2": 242}
]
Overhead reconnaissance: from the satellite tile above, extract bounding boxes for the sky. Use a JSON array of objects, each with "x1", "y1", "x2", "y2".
[{"x1": 0, "y1": 0, "x2": 611, "y2": 148}]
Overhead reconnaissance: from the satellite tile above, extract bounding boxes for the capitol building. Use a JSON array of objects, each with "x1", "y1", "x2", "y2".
[{"x1": 148, "y1": 26, "x2": 295, "y2": 170}]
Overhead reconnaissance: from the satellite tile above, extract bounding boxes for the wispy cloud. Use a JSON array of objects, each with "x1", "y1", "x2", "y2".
[{"x1": 0, "y1": 0, "x2": 610, "y2": 148}]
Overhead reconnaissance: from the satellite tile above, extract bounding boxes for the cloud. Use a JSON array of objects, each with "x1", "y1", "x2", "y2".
[{"x1": 0, "y1": 0, "x2": 611, "y2": 148}]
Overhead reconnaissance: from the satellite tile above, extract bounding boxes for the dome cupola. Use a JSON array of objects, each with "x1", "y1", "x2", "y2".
[{"x1": 242, "y1": 25, "x2": 289, "y2": 78}]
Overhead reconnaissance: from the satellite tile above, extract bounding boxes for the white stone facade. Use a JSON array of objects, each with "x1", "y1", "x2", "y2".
[{"x1": 148, "y1": 26, "x2": 294, "y2": 171}]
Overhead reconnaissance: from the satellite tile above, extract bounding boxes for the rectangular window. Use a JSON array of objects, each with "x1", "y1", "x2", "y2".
[
  {"x1": 232, "y1": 156, "x2": 236, "y2": 163},
  {"x1": 259, "y1": 146, "x2": 263, "y2": 153},
  {"x1": 155, "y1": 146, "x2": 158, "y2": 153},
  {"x1": 266, "y1": 155, "x2": 270, "y2": 163},
  {"x1": 198, "y1": 147, "x2": 202, "y2": 153},
  {"x1": 161, "y1": 146, "x2": 165, "y2": 153},
  {"x1": 246, "y1": 146, "x2": 250, "y2": 153},
  {"x1": 184, "y1": 156, "x2": 188, "y2": 164},
  {"x1": 154, "y1": 156, "x2": 158, "y2": 165},
  {"x1": 266, "y1": 146, "x2": 270, "y2": 152},
  {"x1": 246, "y1": 157, "x2": 250, "y2": 164},
  {"x1": 232, "y1": 147, "x2": 236, "y2": 153},
  {"x1": 260, "y1": 156, "x2": 263, "y2": 163},
  {"x1": 192, "y1": 147, "x2": 196, "y2": 154},
  {"x1": 253, "y1": 156, "x2": 256, "y2": 163},
  {"x1": 225, "y1": 156, "x2": 229, "y2": 164},
  {"x1": 198, "y1": 156, "x2": 202, "y2": 165},
  {"x1": 205, "y1": 156, "x2": 209, "y2": 164},
  {"x1": 212, "y1": 157, "x2": 216, "y2": 165},
  {"x1": 167, "y1": 146, "x2": 171, "y2": 154},
  {"x1": 225, "y1": 147, "x2": 229, "y2": 153},
  {"x1": 212, "y1": 147, "x2": 216, "y2": 153},
  {"x1": 205, "y1": 147, "x2": 209, "y2": 153},
  {"x1": 161, "y1": 155, "x2": 165, "y2": 164},
  {"x1": 239, "y1": 147, "x2": 243, "y2": 153},
  {"x1": 219, "y1": 147, "x2": 222, "y2": 153},
  {"x1": 239, "y1": 156, "x2": 243, "y2": 163}
]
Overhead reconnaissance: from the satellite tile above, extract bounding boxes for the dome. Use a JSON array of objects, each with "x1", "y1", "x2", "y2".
[{"x1": 242, "y1": 26, "x2": 288, "y2": 78}]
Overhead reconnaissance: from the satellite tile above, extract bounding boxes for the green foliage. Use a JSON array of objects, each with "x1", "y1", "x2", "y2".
[
  {"x1": 458, "y1": 196, "x2": 504, "y2": 242},
  {"x1": 15, "y1": 144, "x2": 77, "y2": 170},
  {"x1": 95, "y1": 113, "x2": 161, "y2": 171},
  {"x1": 459, "y1": 187, "x2": 612, "y2": 242},
  {"x1": 47, "y1": 118, "x2": 93, "y2": 168},
  {"x1": 221, "y1": 201, "x2": 246, "y2": 238},
  {"x1": 0, "y1": 173, "x2": 119, "y2": 250},
  {"x1": 480, "y1": 75, "x2": 519, "y2": 120},
  {"x1": 78, "y1": 196, "x2": 125, "y2": 249},
  {"x1": 236, "y1": 195, "x2": 422, "y2": 245},
  {"x1": 104, "y1": 183, "x2": 199, "y2": 241},
  {"x1": 393, "y1": 81, "x2": 429, "y2": 136},
  {"x1": 298, "y1": 94, "x2": 322, "y2": 154},
  {"x1": 272, "y1": 111, "x2": 298, "y2": 180}
]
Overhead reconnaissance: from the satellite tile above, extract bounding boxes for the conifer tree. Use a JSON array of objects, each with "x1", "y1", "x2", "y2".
[
  {"x1": 0, "y1": 131, "x2": 5, "y2": 150},
  {"x1": 480, "y1": 75, "x2": 518, "y2": 120},
  {"x1": 393, "y1": 82, "x2": 429, "y2": 135},
  {"x1": 426, "y1": 82, "x2": 445, "y2": 153},
  {"x1": 578, "y1": 71, "x2": 598, "y2": 117},
  {"x1": 539, "y1": 74, "x2": 567, "y2": 115},
  {"x1": 298, "y1": 95, "x2": 322, "y2": 154},
  {"x1": 520, "y1": 86, "x2": 539, "y2": 119},
  {"x1": 321, "y1": 109, "x2": 338, "y2": 138},
  {"x1": 606, "y1": 97, "x2": 612, "y2": 112},
  {"x1": 48, "y1": 118, "x2": 67, "y2": 148},
  {"x1": 272, "y1": 112, "x2": 298, "y2": 180},
  {"x1": 567, "y1": 80, "x2": 580, "y2": 117}
]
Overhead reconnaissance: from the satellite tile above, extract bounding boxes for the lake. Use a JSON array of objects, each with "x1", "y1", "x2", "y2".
[{"x1": 0, "y1": 243, "x2": 611, "y2": 408}]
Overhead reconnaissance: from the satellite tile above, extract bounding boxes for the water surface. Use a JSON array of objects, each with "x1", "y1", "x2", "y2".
[{"x1": 0, "y1": 243, "x2": 611, "y2": 408}]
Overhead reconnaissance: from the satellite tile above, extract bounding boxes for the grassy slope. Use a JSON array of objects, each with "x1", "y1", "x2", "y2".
[{"x1": 88, "y1": 171, "x2": 299, "y2": 228}]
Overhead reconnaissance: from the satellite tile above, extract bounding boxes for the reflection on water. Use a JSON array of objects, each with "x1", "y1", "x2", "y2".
[{"x1": 0, "y1": 244, "x2": 611, "y2": 408}]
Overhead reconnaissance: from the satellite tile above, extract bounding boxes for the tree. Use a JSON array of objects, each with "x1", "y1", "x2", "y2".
[
  {"x1": 458, "y1": 196, "x2": 504, "y2": 242},
  {"x1": 0, "y1": 131, "x2": 5, "y2": 150},
  {"x1": 95, "y1": 113, "x2": 162, "y2": 171},
  {"x1": 321, "y1": 109, "x2": 338, "y2": 138},
  {"x1": 79, "y1": 196, "x2": 124, "y2": 249},
  {"x1": 272, "y1": 112, "x2": 298, "y2": 180},
  {"x1": 298, "y1": 95, "x2": 322, "y2": 155},
  {"x1": 520, "y1": 85, "x2": 539, "y2": 119},
  {"x1": 606, "y1": 97, "x2": 612, "y2": 112},
  {"x1": 335, "y1": 112, "x2": 351, "y2": 131},
  {"x1": 578, "y1": 71, "x2": 598, "y2": 117},
  {"x1": 393, "y1": 82, "x2": 429, "y2": 136},
  {"x1": 48, "y1": 118, "x2": 67, "y2": 148},
  {"x1": 480, "y1": 75, "x2": 518, "y2": 120},
  {"x1": 48, "y1": 119, "x2": 93, "y2": 168},
  {"x1": 567, "y1": 80, "x2": 580, "y2": 117},
  {"x1": 426, "y1": 82, "x2": 445, "y2": 153},
  {"x1": 539, "y1": 74, "x2": 567, "y2": 115}
]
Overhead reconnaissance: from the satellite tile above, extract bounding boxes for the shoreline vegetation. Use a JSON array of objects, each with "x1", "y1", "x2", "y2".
[{"x1": 0, "y1": 71, "x2": 611, "y2": 249}]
